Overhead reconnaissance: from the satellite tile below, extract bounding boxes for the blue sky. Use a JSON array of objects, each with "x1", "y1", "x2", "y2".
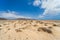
[{"x1": 0, "y1": 0, "x2": 60, "y2": 20}]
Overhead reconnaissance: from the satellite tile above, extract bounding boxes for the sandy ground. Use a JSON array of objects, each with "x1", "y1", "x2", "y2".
[{"x1": 0, "y1": 20, "x2": 60, "y2": 40}]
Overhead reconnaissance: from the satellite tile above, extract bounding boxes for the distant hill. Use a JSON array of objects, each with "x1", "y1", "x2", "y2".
[
  {"x1": 0, "y1": 18, "x2": 7, "y2": 20},
  {"x1": 0, "y1": 18, "x2": 36, "y2": 20},
  {"x1": 16, "y1": 18, "x2": 36, "y2": 20}
]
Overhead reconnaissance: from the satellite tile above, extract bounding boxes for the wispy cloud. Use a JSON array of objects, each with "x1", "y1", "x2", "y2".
[
  {"x1": 0, "y1": 10, "x2": 31, "y2": 19},
  {"x1": 33, "y1": 0, "x2": 60, "y2": 19}
]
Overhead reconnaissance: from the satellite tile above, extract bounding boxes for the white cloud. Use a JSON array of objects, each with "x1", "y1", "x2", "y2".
[
  {"x1": 33, "y1": 0, "x2": 41, "y2": 6},
  {"x1": 33, "y1": 0, "x2": 60, "y2": 19},
  {"x1": 0, "y1": 10, "x2": 31, "y2": 19}
]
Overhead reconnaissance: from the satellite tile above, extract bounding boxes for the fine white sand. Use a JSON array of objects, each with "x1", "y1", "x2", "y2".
[{"x1": 0, "y1": 20, "x2": 60, "y2": 40}]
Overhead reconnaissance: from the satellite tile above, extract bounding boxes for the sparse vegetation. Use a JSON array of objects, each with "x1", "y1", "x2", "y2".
[
  {"x1": 40, "y1": 22, "x2": 43, "y2": 24},
  {"x1": 8, "y1": 28, "x2": 10, "y2": 30},
  {"x1": 33, "y1": 25, "x2": 38, "y2": 27},
  {"x1": 15, "y1": 29, "x2": 22, "y2": 32},
  {"x1": 0, "y1": 28, "x2": 2, "y2": 30},
  {"x1": 44, "y1": 23, "x2": 47, "y2": 26},
  {"x1": 53, "y1": 24, "x2": 57, "y2": 26},
  {"x1": 0, "y1": 25, "x2": 2, "y2": 27},
  {"x1": 48, "y1": 27, "x2": 52, "y2": 29},
  {"x1": 37, "y1": 27, "x2": 52, "y2": 34}
]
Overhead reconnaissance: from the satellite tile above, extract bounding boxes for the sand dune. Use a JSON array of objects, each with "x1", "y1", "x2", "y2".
[{"x1": 0, "y1": 20, "x2": 60, "y2": 40}]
